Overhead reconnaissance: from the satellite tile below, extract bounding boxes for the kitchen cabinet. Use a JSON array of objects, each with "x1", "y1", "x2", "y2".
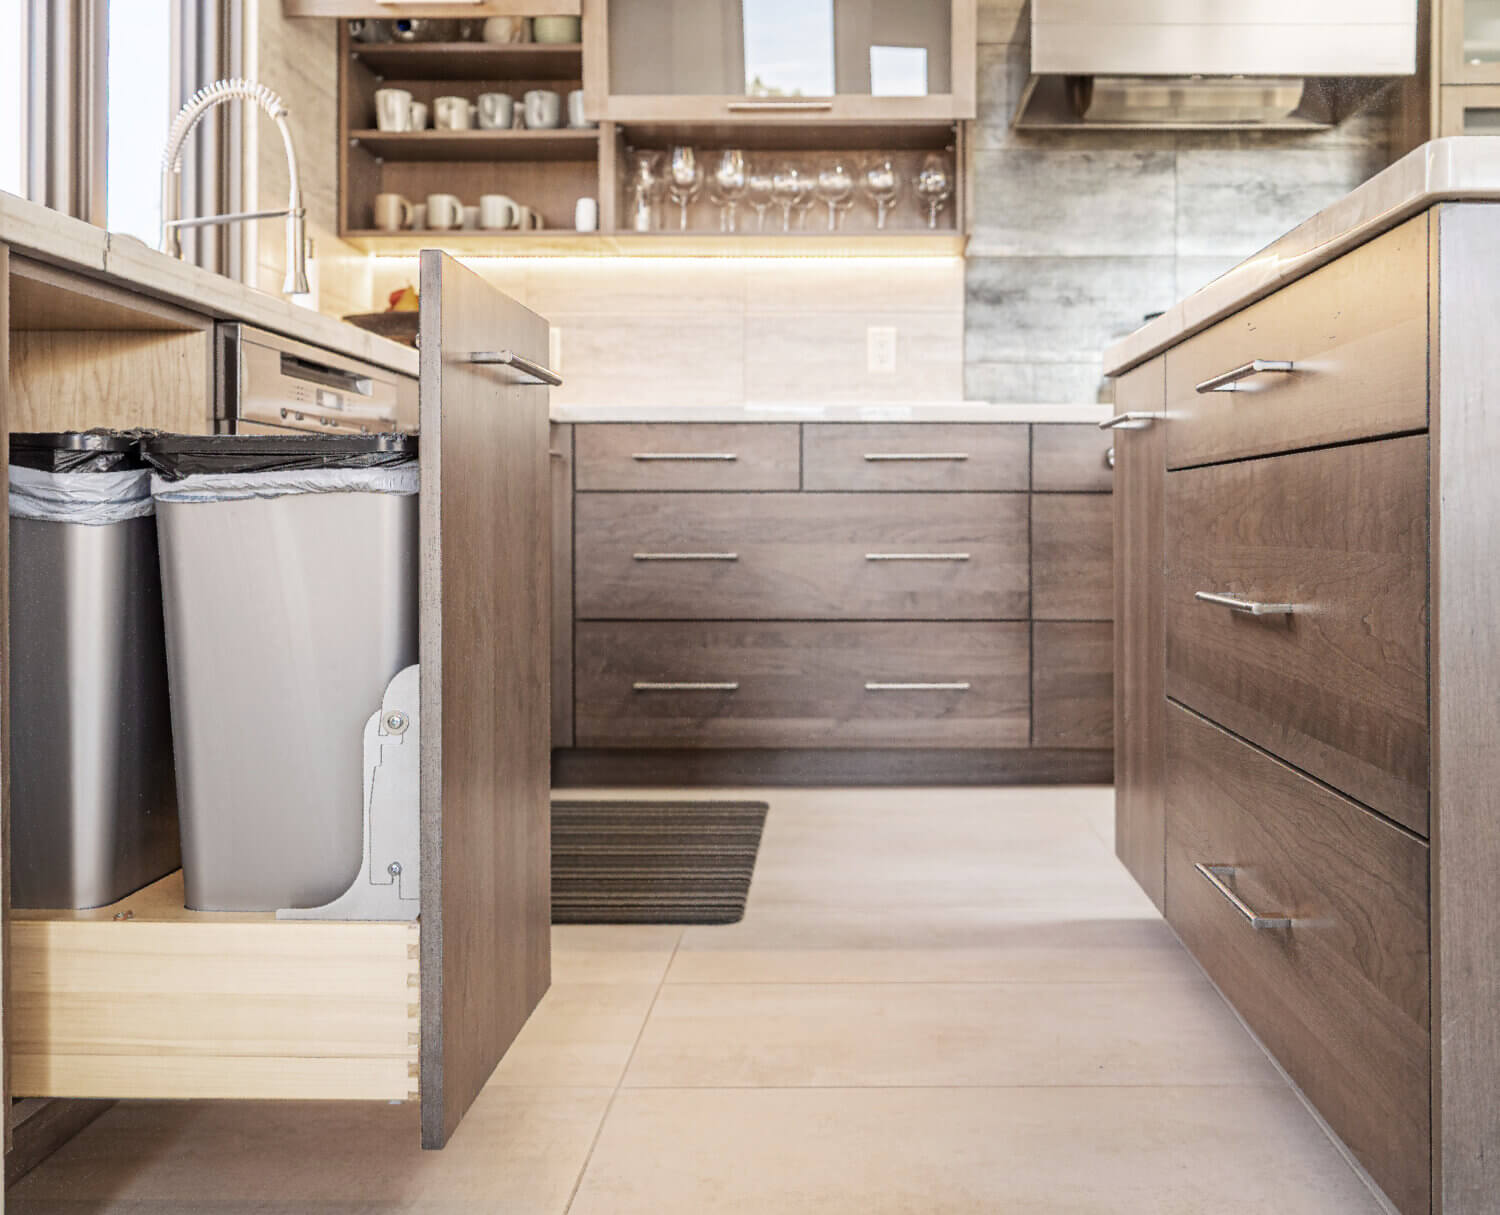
[
  {"x1": 1, "y1": 247, "x2": 552, "y2": 1151},
  {"x1": 1441, "y1": 0, "x2": 1500, "y2": 83},
  {"x1": 285, "y1": 1, "x2": 579, "y2": 17}
]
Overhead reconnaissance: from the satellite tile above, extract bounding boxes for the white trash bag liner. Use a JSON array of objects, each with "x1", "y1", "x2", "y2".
[
  {"x1": 8, "y1": 464, "x2": 155, "y2": 525},
  {"x1": 151, "y1": 462, "x2": 419, "y2": 504}
]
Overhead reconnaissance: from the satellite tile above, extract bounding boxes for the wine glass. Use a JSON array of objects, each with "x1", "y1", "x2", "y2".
[
  {"x1": 771, "y1": 161, "x2": 808, "y2": 233},
  {"x1": 814, "y1": 158, "x2": 856, "y2": 232},
  {"x1": 791, "y1": 163, "x2": 819, "y2": 230},
  {"x1": 745, "y1": 163, "x2": 775, "y2": 232},
  {"x1": 666, "y1": 145, "x2": 704, "y2": 231},
  {"x1": 707, "y1": 149, "x2": 749, "y2": 233},
  {"x1": 913, "y1": 153, "x2": 953, "y2": 230},
  {"x1": 626, "y1": 149, "x2": 663, "y2": 232},
  {"x1": 861, "y1": 156, "x2": 901, "y2": 230}
]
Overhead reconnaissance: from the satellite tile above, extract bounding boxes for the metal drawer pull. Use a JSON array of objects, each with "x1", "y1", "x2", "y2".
[
  {"x1": 865, "y1": 553, "x2": 971, "y2": 562},
  {"x1": 633, "y1": 681, "x2": 739, "y2": 692},
  {"x1": 1195, "y1": 864, "x2": 1291, "y2": 930},
  {"x1": 865, "y1": 682, "x2": 972, "y2": 692},
  {"x1": 633, "y1": 552, "x2": 739, "y2": 562},
  {"x1": 1195, "y1": 359, "x2": 1295, "y2": 394},
  {"x1": 465, "y1": 349, "x2": 563, "y2": 387},
  {"x1": 1194, "y1": 591, "x2": 1296, "y2": 617},
  {"x1": 863, "y1": 452, "x2": 969, "y2": 462},
  {"x1": 632, "y1": 452, "x2": 738, "y2": 462},
  {"x1": 1105, "y1": 446, "x2": 1116, "y2": 470},
  {"x1": 1098, "y1": 411, "x2": 1165, "y2": 430}
]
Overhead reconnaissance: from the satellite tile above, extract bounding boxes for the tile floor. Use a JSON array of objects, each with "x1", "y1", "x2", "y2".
[{"x1": 10, "y1": 787, "x2": 1386, "y2": 1213}]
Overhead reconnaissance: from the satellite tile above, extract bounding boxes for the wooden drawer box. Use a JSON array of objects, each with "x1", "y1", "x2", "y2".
[
  {"x1": 802, "y1": 424, "x2": 1029, "y2": 492},
  {"x1": 574, "y1": 423, "x2": 800, "y2": 491},
  {"x1": 1032, "y1": 493, "x2": 1113, "y2": 621},
  {"x1": 575, "y1": 492, "x2": 1029, "y2": 621},
  {"x1": 1031, "y1": 424, "x2": 1115, "y2": 492},
  {"x1": 1164, "y1": 215, "x2": 1428, "y2": 470},
  {"x1": 1165, "y1": 704, "x2": 1430, "y2": 1215},
  {"x1": 575, "y1": 621, "x2": 1030, "y2": 748},
  {"x1": 1165, "y1": 435, "x2": 1429, "y2": 833}
]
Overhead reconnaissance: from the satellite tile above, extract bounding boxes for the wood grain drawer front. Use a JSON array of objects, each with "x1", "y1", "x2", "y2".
[
  {"x1": 575, "y1": 621, "x2": 1030, "y2": 748},
  {"x1": 1165, "y1": 436, "x2": 1429, "y2": 834},
  {"x1": 1032, "y1": 424, "x2": 1116, "y2": 492},
  {"x1": 1032, "y1": 622, "x2": 1112, "y2": 749},
  {"x1": 1032, "y1": 493, "x2": 1113, "y2": 621},
  {"x1": 575, "y1": 493, "x2": 1029, "y2": 621},
  {"x1": 1165, "y1": 705, "x2": 1430, "y2": 1215},
  {"x1": 802, "y1": 424, "x2": 1029, "y2": 491},
  {"x1": 574, "y1": 424, "x2": 800, "y2": 491},
  {"x1": 1164, "y1": 215, "x2": 1428, "y2": 470}
]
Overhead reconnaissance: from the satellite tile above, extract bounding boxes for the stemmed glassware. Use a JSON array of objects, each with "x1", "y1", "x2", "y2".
[
  {"x1": 771, "y1": 161, "x2": 808, "y2": 233},
  {"x1": 745, "y1": 162, "x2": 776, "y2": 231},
  {"x1": 666, "y1": 145, "x2": 704, "y2": 231},
  {"x1": 708, "y1": 149, "x2": 749, "y2": 233},
  {"x1": 790, "y1": 164, "x2": 818, "y2": 230},
  {"x1": 626, "y1": 149, "x2": 663, "y2": 233},
  {"x1": 860, "y1": 156, "x2": 902, "y2": 230},
  {"x1": 913, "y1": 153, "x2": 953, "y2": 230},
  {"x1": 814, "y1": 158, "x2": 855, "y2": 232}
]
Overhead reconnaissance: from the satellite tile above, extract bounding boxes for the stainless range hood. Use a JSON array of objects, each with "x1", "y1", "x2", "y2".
[{"x1": 1013, "y1": 0, "x2": 1417, "y2": 131}]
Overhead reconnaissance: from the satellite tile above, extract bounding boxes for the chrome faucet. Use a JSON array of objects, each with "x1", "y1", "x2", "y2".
[{"x1": 160, "y1": 78, "x2": 309, "y2": 296}]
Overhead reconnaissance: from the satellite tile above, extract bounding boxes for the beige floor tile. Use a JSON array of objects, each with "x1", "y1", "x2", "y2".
[
  {"x1": 569, "y1": 1086, "x2": 1384, "y2": 1215},
  {"x1": 551, "y1": 923, "x2": 683, "y2": 985},
  {"x1": 489, "y1": 982, "x2": 662, "y2": 1087},
  {"x1": 8, "y1": 1086, "x2": 612, "y2": 1214},
  {"x1": 624, "y1": 979, "x2": 1279, "y2": 1089}
]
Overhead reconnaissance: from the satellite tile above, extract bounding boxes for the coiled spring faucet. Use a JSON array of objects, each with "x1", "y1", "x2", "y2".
[{"x1": 160, "y1": 78, "x2": 309, "y2": 296}]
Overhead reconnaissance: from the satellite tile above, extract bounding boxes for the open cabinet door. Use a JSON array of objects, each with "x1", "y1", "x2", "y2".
[{"x1": 417, "y1": 252, "x2": 552, "y2": 1149}]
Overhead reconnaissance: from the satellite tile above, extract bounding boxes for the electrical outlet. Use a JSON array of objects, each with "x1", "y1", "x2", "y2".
[
  {"x1": 867, "y1": 326, "x2": 897, "y2": 375},
  {"x1": 549, "y1": 326, "x2": 563, "y2": 376}
]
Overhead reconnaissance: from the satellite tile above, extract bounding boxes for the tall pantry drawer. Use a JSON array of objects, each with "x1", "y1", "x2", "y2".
[
  {"x1": 1164, "y1": 215, "x2": 1428, "y2": 470},
  {"x1": 1165, "y1": 705, "x2": 1430, "y2": 1215},
  {"x1": 574, "y1": 621, "x2": 1030, "y2": 748},
  {"x1": 574, "y1": 492, "x2": 1029, "y2": 621},
  {"x1": 574, "y1": 423, "x2": 800, "y2": 491},
  {"x1": 1165, "y1": 435, "x2": 1429, "y2": 834},
  {"x1": 801, "y1": 424, "x2": 1029, "y2": 491}
]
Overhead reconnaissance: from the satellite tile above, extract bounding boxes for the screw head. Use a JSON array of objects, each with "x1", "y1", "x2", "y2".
[
  {"x1": 384, "y1": 711, "x2": 409, "y2": 734},
  {"x1": 388, "y1": 862, "x2": 403, "y2": 877}
]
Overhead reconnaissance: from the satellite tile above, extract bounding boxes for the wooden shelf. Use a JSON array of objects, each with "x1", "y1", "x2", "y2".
[
  {"x1": 351, "y1": 128, "x2": 600, "y2": 163},
  {"x1": 343, "y1": 230, "x2": 967, "y2": 257},
  {"x1": 351, "y1": 41, "x2": 584, "y2": 82},
  {"x1": 617, "y1": 119, "x2": 958, "y2": 152}
]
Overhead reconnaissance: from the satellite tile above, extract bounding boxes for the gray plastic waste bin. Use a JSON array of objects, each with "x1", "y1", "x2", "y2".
[
  {"x1": 8, "y1": 432, "x2": 181, "y2": 909},
  {"x1": 142, "y1": 434, "x2": 419, "y2": 912}
]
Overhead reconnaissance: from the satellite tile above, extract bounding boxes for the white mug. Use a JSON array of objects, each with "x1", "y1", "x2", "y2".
[
  {"x1": 410, "y1": 101, "x2": 429, "y2": 131},
  {"x1": 433, "y1": 96, "x2": 475, "y2": 130},
  {"x1": 479, "y1": 194, "x2": 520, "y2": 229},
  {"x1": 412, "y1": 202, "x2": 428, "y2": 230},
  {"x1": 574, "y1": 196, "x2": 599, "y2": 232},
  {"x1": 373, "y1": 193, "x2": 415, "y2": 232},
  {"x1": 482, "y1": 16, "x2": 530, "y2": 42},
  {"x1": 476, "y1": 92, "x2": 514, "y2": 130},
  {"x1": 426, "y1": 193, "x2": 463, "y2": 230},
  {"x1": 567, "y1": 89, "x2": 592, "y2": 129},
  {"x1": 462, "y1": 205, "x2": 481, "y2": 230},
  {"x1": 374, "y1": 88, "x2": 413, "y2": 132},
  {"x1": 523, "y1": 89, "x2": 562, "y2": 130}
]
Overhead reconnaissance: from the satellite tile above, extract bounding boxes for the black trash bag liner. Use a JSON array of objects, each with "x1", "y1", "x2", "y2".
[
  {"x1": 140, "y1": 433, "x2": 417, "y2": 481},
  {"x1": 9, "y1": 430, "x2": 152, "y2": 473}
]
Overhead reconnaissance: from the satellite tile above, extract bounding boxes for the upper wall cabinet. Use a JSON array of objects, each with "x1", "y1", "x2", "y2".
[
  {"x1": 284, "y1": 0, "x2": 580, "y2": 16},
  {"x1": 583, "y1": 0, "x2": 976, "y2": 122},
  {"x1": 1444, "y1": 0, "x2": 1500, "y2": 83}
]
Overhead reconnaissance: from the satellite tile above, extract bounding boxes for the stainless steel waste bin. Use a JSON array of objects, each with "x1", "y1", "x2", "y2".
[
  {"x1": 143, "y1": 434, "x2": 419, "y2": 912},
  {"x1": 8, "y1": 432, "x2": 180, "y2": 909}
]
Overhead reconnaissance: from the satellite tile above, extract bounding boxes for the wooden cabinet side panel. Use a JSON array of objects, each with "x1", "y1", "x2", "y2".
[{"x1": 2, "y1": 242, "x2": 12, "y2": 1162}]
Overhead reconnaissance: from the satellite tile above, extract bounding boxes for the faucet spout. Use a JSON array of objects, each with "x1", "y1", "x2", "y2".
[{"x1": 161, "y1": 78, "x2": 309, "y2": 297}]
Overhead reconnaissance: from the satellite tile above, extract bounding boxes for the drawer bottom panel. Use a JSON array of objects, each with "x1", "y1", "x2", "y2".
[{"x1": 575, "y1": 621, "x2": 1029, "y2": 749}]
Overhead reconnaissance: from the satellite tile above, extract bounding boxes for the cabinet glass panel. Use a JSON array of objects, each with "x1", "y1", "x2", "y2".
[
  {"x1": 1463, "y1": 106, "x2": 1500, "y2": 133},
  {"x1": 1465, "y1": 0, "x2": 1500, "y2": 65},
  {"x1": 608, "y1": 0, "x2": 952, "y2": 97}
]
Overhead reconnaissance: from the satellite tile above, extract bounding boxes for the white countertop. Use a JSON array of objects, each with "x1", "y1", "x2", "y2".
[
  {"x1": 0, "y1": 192, "x2": 419, "y2": 379},
  {"x1": 550, "y1": 402, "x2": 1113, "y2": 424},
  {"x1": 1103, "y1": 137, "x2": 1500, "y2": 376}
]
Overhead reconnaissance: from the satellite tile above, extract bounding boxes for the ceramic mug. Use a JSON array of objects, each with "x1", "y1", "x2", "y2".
[
  {"x1": 373, "y1": 193, "x2": 415, "y2": 232},
  {"x1": 476, "y1": 92, "x2": 514, "y2": 130},
  {"x1": 532, "y1": 15, "x2": 581, "y2": 43},
  {"x1": 462, "y1": 205, "x2": 481, "y2": 230},
  {"x1": 574, "y1": 196, "x2": 599, "y2": 232},
  {"x1": 433, "y1": 96, "x2": 476, "y2": 130},
  {"x1": 479, "y1": 194, "x2": 521, "y2": 229},
  {"x1": 517, "y1": 205, "x2": 545, "y2": 231},
  {"x1": 523, "y1": 89, "x2": 562, "y2": 130},
  {"x1": 426, "y1": 193, "x2": 463, "y2": 230},
  {"x1": 409, "y1": 100, "x2": 429, "y2": 131},
  {"x1": 482, "y1": 16, "x2": 530, "y2": 42},
  {"x1": 566, "y1": 89, "x2": 592, "y2": 129},
  {"x1": 374, "y1": 88, "x2": 413, "y2": 132},
  {"x1": 412, "y1": 202, "x2": 428, "y2": 230}
]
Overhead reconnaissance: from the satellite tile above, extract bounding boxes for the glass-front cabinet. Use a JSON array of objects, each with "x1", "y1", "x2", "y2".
[
  {"x1": 584, "y1": 0, "x2": 976, "y2": 122},
  {"x1": 1443, "y1": 0, "x2": 1500, "y2": 83},
  {"x1": 1440, "y1": 84, "x2": 1500, "y2": 133}
]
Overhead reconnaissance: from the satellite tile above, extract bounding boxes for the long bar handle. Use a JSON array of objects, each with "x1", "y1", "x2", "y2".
[
  {"x1": 466, "y1": 349, "x2": 563, "y2": 387},
  {"x1": 866, "y1": 553, "x2": 971, "y2": 562},
  {"x1": 1099, "y1": 411, "x2": 1165, "y2": 430},
  {"x1": 865, "y1": 682, "x2": 972, "y2": 692},
  {"x1": 863, "y1": 452, "x2": 970, "y2": 463},
  {"x1": 632, "y1": 452, "x2": 738, "y2": 462},
  {"x1": 1195, "y1": 359, "x2": 1295, "y2": 394},
  {"x1": 633, "y1": 681, "x2": 740, "y2": 692},
  {"x1": 1194, "y1": 590, "x2": 1296, "y2": 617},
  {"x1": 726, "y1": 99, "x2": 835, "y2": 112},
  {"x1": 633, "y1": 552, "x2": 739, "y2": 562},
  {"x1": 1195, "y1": 864, "x2": 1291, "y2": 930}
]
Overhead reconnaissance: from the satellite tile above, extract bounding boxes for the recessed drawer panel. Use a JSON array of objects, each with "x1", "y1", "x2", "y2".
[
  {"x1": 1164, "y1": 215, "x2": 1428, "y2": 470},
  {"x1": 575, "y1": 492, "x2": 1029, "y2": 621},
  {"x1": 1165, "y1": 704, "x2": 1430, "y2": 1215},
  {"x1": 575, "y1": 621, "x2": 1030, "y2": 748},
  {"x1": 574, "y1": 423, "x2": 800, "y2": 491},
  {"x1": 1165, "y1": 436, "x2": 1429, "y2": 833},
  {"x1": 802, "y1": 424, "x2": 1029, "y2": 491},
  {"x1": 1032, "y1": 493, "x2": 1113, "y2": 621},
  {"x1": 1031, "y1": 424, "x2": 1115, "y2": 492}
]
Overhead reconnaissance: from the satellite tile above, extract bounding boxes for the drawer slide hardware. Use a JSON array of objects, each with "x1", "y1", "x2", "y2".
[
  {"x1": 632, "y1": 452, "x2": 738, "y2": 462},
  {"x1": 633, "y1": 552, "x2": 739, "y2": 562},
  {"x1": 1099, "y1": 411, "x2": 1165, "y2": 430},
  {"x1": 1195, "y1": 863, "x2": 1292, "y2": 931},
  {"x1": 1196, "y1": 359, "x2": 1295, "y2": 394},
  {"x1": 1195, "y1": 590, "x2": 1297, "y2": 616},
  {"x1": 865, "y1": 682, "x2": 972, "y2": 692},
  {"x1": 863, "y1": 452, "x2": 970, "y2": 462},
  {"x1": 865, "y1": 553, "x2": 971, "y2": 562},
  {"x1": 633, "y1": 681, "x2": 740, "y2": 692}
]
